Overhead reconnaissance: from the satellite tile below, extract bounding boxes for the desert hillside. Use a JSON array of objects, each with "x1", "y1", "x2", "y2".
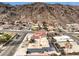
[{"x1": 0, "y1": 2, "x2": 79, "y2": 27}]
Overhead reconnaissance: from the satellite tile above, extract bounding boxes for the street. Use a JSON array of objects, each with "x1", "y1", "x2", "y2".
[{"x1": 0, "y1": 31, "x2": 27, "y2": 56}]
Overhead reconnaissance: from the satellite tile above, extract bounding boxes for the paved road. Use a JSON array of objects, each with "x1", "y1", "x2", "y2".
[
  {"x1": 0, "y1": 29, "x2": 32, "y2": 33},
  {"x1": 0, "y1": 32, "x2": 27, "y2": 56}
]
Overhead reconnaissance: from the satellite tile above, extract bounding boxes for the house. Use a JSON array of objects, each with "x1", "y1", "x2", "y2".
[
  {"x1": 53, "y1": 35, "x2": 79, "y2": 54},
  {"x1": 66, "y1": 23, "x2": 79, "y2": 32},
  {"x1": 26, "y1": 32, "x2": 50, "y2": 55}
]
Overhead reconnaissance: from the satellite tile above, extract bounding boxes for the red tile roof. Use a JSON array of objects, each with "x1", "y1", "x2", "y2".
[{"x1": 32, "y1": 30, "x2": 47, "y2": 39}]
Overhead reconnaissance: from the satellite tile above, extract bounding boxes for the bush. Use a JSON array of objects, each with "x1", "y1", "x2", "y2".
[
  {"x1": 29, "y1": 38, "x2": 35, "y2": 43},
  {"x1": 3, "y1": 34, "x2": 11, "y2": 40}
]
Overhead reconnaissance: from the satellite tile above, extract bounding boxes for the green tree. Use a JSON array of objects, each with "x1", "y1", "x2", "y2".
[{"x1": 42, "y1": 22, "x2": 48, "y2": 31}]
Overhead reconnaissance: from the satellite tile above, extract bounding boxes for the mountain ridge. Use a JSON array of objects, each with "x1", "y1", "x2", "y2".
[{"x1": 0, "y1": 2, "x2": 79, "y2": 27}]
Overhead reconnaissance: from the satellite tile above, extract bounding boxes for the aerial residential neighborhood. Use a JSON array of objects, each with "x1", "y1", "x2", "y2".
[{"x1": 0, "y1": 2, "x2": 79, "y2": 56}]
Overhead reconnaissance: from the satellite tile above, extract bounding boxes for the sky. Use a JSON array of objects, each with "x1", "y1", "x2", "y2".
[{"x1": 3, "y1": 2, "x2": 79, "y2": 6}]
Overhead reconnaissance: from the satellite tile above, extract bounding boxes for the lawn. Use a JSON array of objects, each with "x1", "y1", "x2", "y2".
[
  {"x1": 0, "y1": 32, "x2": 17, "y2": 43},
  {"x1": 0, "y1": 33, "x2": 12, "y2": 42}
]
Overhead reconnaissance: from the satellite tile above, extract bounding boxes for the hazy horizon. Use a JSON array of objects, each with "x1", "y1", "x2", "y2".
[{"x1": 2, "y1": 2, "x2": 79, "y2": 6}]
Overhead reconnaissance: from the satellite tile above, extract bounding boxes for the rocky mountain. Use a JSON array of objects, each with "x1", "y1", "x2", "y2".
[{"x1": 0, "y1": 2, "x2": 79, "y2": 27}]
